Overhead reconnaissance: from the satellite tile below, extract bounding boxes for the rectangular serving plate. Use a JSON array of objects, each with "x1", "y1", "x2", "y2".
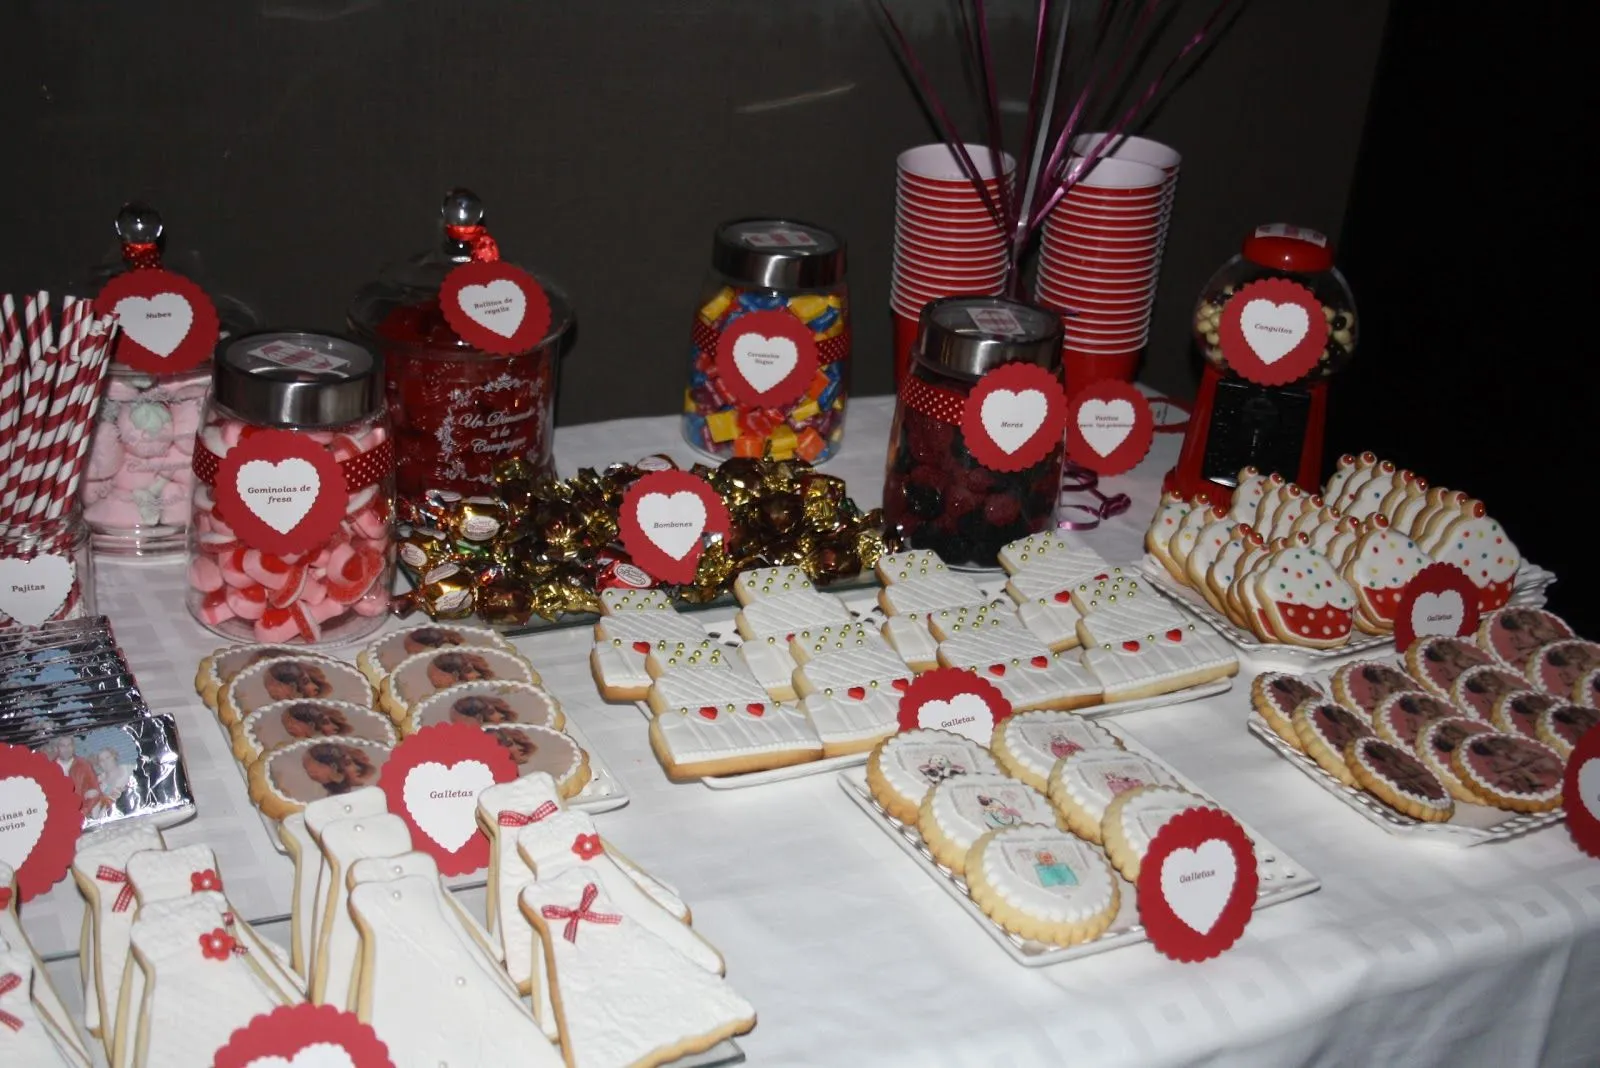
[{"x1": 837, "y1": 724, "x2": 1321, "y2": 966}]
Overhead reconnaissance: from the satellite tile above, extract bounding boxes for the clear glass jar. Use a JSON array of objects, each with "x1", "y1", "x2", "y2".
[
  {"x1": 682, "y1": 218, "x2": 849, "y2": 463},
  {"x1": 0, "y1": 513, "x2": 96, "y2": 631},
  {"x1": 883, "y1": 297, "x2": 1065, "y2": 568},
  {"x1": 78, "y1": 203, "x2": 260, "y2": 556},
  {"x1": 185, "y1": 331, "x2": 395, "y2": 646},
  {"x1": 346, "y1": 189, "x2": 574, "y2": 512},
  {"x1": 1192, "y1": 224, "x2": 1358, "y2": 380}
]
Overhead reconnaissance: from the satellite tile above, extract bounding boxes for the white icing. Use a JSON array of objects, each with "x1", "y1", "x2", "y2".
[
  {"x1": 646, "y1": 639, "x2": 740, "y2": 673},
  {"x1": 1322, "y1": 456, "x2": 1362, "y2": 502},
  {"x1": 224, "y1": 655, "x2": 373, "y2": 720},
  {"x1": 1168, "y1": 504, "x2": 1217, "y2": 565},
  {"x1": 1350, "y1": 527, "x2": 1429, "y2": 592},
  {"x1": 363, "y1": 624, "x2": 512, "y2": 675},
  {"x1": 277, "y1": 813, "x2": 320, "y2": 980},
  {"x1": 71, "y1": 821, "x2": 164, "y2": 1045},
  {"x1": 240, "y1": 699, "x2": 396, "y2": 760},
  {"x1": 651, "y1": 666, "x2": 770, "y2": 713},
  {"x1": 878, "y1": 549, "x2": 948, "y2": 578},
  {"x1": 1392, "y1": 491, "x2": 1431, "y2": 535},
  {"x1": 654, "y1": 703, "x2": 822, "y2": 763},
  {"x1": 976, "y1": 827, "x2": 1116, "y2": 922},
  {"x1": 1065, "y1": 569, "x2": 1142, "y2": 616},
  {"x1": 999, "y1": 531, "x2": 1097, "y2": 574},
  {"x1": 1112, "y1": 786, "x2": 1213, "y2": 858},
  {"x1": 1253, "y1": 481, "x2": 1290, "y2": 535},
  {"x1": 1432, "y1": 514, "x2": 1521, "y2": 586},
  {"x1": 1076, "y1": 590, "x2": 1192, "y2": 646},
  {"x1": 0, "y1": 951, "x2": 70, "y2": 1066},
  {"x1": 736, "y1": 565, "x2": 814, "y2": 599},
  {"x1": 594, "y1": 610, "x2": 710, "y2": 646},
  {"x1": 1268, "y1": 495, "x2": 1313, "y2": 541},
  {"x1": 312, "y1": 813, "x2": 413, "y2": 1007},
  {"x1": 592, "y1": 639, "x2": 656, "y2": 692},
  {"x1": 1258, "y1": 547, "x2": 1356, "y2": 610},
  {"x1": 1345, "y1": 470, "x2": 1397, "y2": 519},
  {"x1": 928, "y1": 600, "x2": 1023, "y2": 639},
  {"x1": 737, "y1": 637, "x2": 799, "y2": 696},
  {"x1": 799, "y1": 691, "x2": 899, "y2": 748},
  {"x1": 795, "y1": 645, "x2": 914, "y2": 696},
  {"x1": 874, "y1": 730, "x2": 1001, "y2": 811},
  {"x1": 1207, "y1": 536, "x2": 1249, "y2": 593},
  {"x1": 1004, "y1": 547, "x2": 1111, "y2": 601},
  {"x1": 881, "y1": 614, "x2": 941, "y2": 666},
  {"x1": 737, "y1": 589, "x2": 852, "y2": 638},
  {"x1": 926, "y1": 775, "x2": 1055, "y2": 854},
  {"x1": 996, "y1": 712, "x2": 1121, "y2": 784},
  {"x1": 599, "y1": 588, "x2": 676, "y2": 613},
  {"x1": 938, "y1": 629, "x2": 1101, "y2": 707},
  {"x1": 1227, "y1": 475, "x2": 1269, "y2": 525},
  {"x1": 349, "y1": 875, "x2": 562, "y2": 1067},
  {"x1": 791, "y1": 621, "x2": 892, "y2": 660},
  {"x1": 1, "y1": 864, "x2": 90, "y2": 1068},
  {"x1": 1050, "y1": 750, "x2": 1178, "y2": 824},
  {"x1": 1016, "y1": 598, "x2": 1085, "y2": 650},
  {"x1": 880, "y1": 573, "x2": 986, "y2": 615},
  {"x1": 519, "y1": 871, "x2": 753, "y2": 1068},
  {"x1": 409, "y1": 680, "x2": 564, "y2": 734},
  {"x1": 516, "y1": 812, "x2": 722, "y2": 973},
  {"x1": 1081, "y1": 632, "x2": 1238, "y2": 697},
  {"x1": 1186, "y1": 519, "x2": 1235, "y2": 583}
]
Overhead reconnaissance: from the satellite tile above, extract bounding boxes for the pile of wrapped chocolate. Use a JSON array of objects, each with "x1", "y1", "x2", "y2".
[{"x1": 393, "y1": 455, "x2": 899, "y2": 627}]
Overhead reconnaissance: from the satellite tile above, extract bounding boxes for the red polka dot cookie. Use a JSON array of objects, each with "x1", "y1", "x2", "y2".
[{"x1": 1251, "y1": 546, "x2": 1357, "y2": 649}]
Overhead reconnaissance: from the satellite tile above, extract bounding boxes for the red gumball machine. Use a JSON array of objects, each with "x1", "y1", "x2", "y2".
[{"x1": 1164, "y1": 225, "x2": 1357, "y2": 506}]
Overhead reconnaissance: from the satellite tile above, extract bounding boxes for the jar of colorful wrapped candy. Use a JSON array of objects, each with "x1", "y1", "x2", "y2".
[
  {"x1": 683, "y1": 218, "x2": 849, "y2": 463},
  {"x1": 186, "y1": 331, "x2": 395, "y2": 645},
  {"x1": 883, "y1": 297, "x2": 1066, "y2": 568},
  {"x1": 80, "y1": 203, "x2": 258, "y2": 556},
  {"x1": 347, "y1": 189, "x2": 575, "y2": 512}
]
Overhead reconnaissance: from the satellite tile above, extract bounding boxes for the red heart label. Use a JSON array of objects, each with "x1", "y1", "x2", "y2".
[
  {"x1": 95, "y1": 267, "x2": 220, "y2": 374},
  {"x1": 1393, "y1": 562, "x2": 1481, "y2": 654},
  {"x1": 961, "y1": 361, "x2": 1068, "y2": 473},
  {"x1": 618, "y1": 471, "x2": 731, "y2": 585},
  {"x1": 714, "y1": 308, "x2": 819, "y2": 408},
  {"x1": 1563, "y1": 723, "x2": 1600, "y2": 858},
  {"x1": 438, "y1": 259, "x2": 553, "y2": 356},
  {"x1": 213, "y1": 1003, "x2": 395, "y2": 1068},
  {"x1": 1139, "y1": 807, "x2": 1258, "y2": 962},
  {"x1": 378, "y1": 723, "x2": 517, "y2": 877},
  {"x1": 1064, "y1": 379, "x2": 1155, "y2": 476},
  {"x1": 212, "y1": 430, "x2": 349, "y2": 557},
  {"x1": 896, "y1": 669, "x2": 1013, "y2": 746},
  {"x1": 0, "y1": 743, "x2": 84, "y2": 902},
  {"x1": 1217, "y1": 277, "x2": 1329, "y2": 386}
]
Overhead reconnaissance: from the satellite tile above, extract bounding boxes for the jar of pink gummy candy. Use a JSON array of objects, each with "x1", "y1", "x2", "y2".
[{"x1": 185, "y1": 331, "x2": 395, "y2": 646}]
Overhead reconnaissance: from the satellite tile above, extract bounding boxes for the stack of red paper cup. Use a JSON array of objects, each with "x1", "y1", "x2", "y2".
[
  {"x1": 1036, "y1": 134, "x2": 1181, "y2": 391},
  {"x1": 892, "y1": 143, "x2": 1015, "y2": 383}
]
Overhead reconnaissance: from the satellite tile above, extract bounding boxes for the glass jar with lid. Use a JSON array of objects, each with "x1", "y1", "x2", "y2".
[
  {"x1": 347, "y1": 189, "x2": 575, "y2": 515},
  {"x1": 78, "y1": 203, "x2": 259, "y2": 556},
  {"x1": 682, "y1": 218, "x2": 849, "y2": 463},
  {"x1": 883, "y1": 297, "x2": 1065, "y2": 568},
  {"x1": 186, "y1": 331, "x2": 395, "y2": 646}
]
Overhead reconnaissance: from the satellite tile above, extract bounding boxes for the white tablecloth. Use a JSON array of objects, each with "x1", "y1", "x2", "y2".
[{"x1": 25, "y1": 395, "x2": 1600, "y2": 1067}]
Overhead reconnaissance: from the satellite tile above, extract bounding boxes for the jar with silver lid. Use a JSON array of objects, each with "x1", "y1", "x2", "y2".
[
  {"x1": 682, "y1": 218, "x2": 849, "y2": 463},
  {"x1": 186, "y1": 331, "x2": 395, "y2": 645},
  {"x1": 883, "y1": 297, "x2": 1065, "y2": 568}
]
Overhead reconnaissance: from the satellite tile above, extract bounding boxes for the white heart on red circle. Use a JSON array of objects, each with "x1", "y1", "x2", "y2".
[
  {"x1": 0, "y1": 776, "x2": 48, "y2": 872},
  {"x1": 245, "y1": 1044, "x2": 359, "y2": 1068},
  {"x1": 980, "y1": 389, "x2": 1047, "y2": 454},
  {"x1": 0, "y1": 556, "x2": 73, "y2": 627},
  {"x1": 113, "y1": 292, "x2": 194, "y2": 358},
  {"x1": 1159, "y1": 838, "x2": 1236, "y2": 935},
  {"x1": 636, "y1": 492, "x2": 707, "y2": 561},
  {"x1": 916, "y1": 694, "x2": 993, "y2": 745},
  {"x1": 731, "y1": 333, "x2": 799, "y2": 394},
  {"x1": 1238, "y1": 300, "x2": 1309, "y2": 365},
  {"x1": 1578, "y1": 758, "x2": 1600, "y2": 820},
  {"x1": 237, "y1": 459, "x2": 321, "y2": 535},
  {"x1": 457, "y1": 280, "x2": 527, "y2": 339},
  {"x1": 1077, "y1": 399, "x2": 1134, "y2": 458},
  {"x1": 1411, "y1": 590, "x2": 1465, "y2": 638},
  {"x1": 402, "y1": 760, "x2": 494, "y2": 853}
]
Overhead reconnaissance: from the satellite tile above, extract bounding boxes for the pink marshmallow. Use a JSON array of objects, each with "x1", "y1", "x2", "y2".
[
  {"x1": 253, "y1": 611, "x2": 299, "y2": 643},
  {"x1": 81, "y1": 479, "x2": 115, "y2": 506},
  {"x1": 351, "y1": 590, "x2": 390, "y2": 617},
  {"x1": 87, "y1": 495, "x2": 146, "y2": 529},
  {"x1": 112, "y1": 466, "x2": 158, "y2": 492},
  {"x1": 309, "y1": 598, "x2": 346, "y2": 623},
  {"x1": 301, "y1": 576, "x2": 328, "y2": 605},
  {"x1": 198, "y1": 597, "x2": 236, "y2": 627},
  {"x1": 188, "y1": 556, "x2": 224, "y2": 592},
  {"x1": 105, "y1": 377, "x2": 144, "y2": 403},
  {"x1": 225, "y1": 585, "x2": 267, "y2": 620},
  {"x1": 87, "y1": 428, "x2": 125, "y2": 480},
  {"x1": 353, "y1": 506, "x2": 388, "y2": 541},
  {"x1": 161, "y1": 497, "x2": 190, "y2": 527}
]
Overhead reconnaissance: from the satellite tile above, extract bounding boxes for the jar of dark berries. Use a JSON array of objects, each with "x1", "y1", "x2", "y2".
[
  {"x1": 883, "y1": 297, "x2": 1065, "y2": 568},
  {"x1": 1192, "y1": 224, "x2": 1357, "y2": 378}
]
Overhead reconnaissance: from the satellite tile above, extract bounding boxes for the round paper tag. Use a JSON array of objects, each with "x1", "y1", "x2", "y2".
[
  {"x1": 960, "y1": 361, "x2": 1068, "y2": 473},
  {"x1": 1065, "y1": 380, "x2": 1155, "y2": 476},
  {"x1": 213, "y1": 430, "x2": 349, "y2": 557},
  {"x1": 213, "y1": 1003, "x2": 395, "y2": 1068},
  {"x1": 1217, "y1": 277, "x2": 1329, "y2": 386},
  {"x1": 439, "y1": 260, "x2": 553, "y2": 355},
  {"x1": 1564, "y1": 723, "x2": 1600, "y2": 859},
  {"x1": 0, "y1": 743, "x2": 84, "y2": 903},
  {"x1": 380, "y1": 723, "x2": 518, "y2": 877},
  {"x1": 0, "y1": 553, "x2": 75, "y2": 627},
  {"x1": 617, "y1": 470, "x2": 731, "y2": 585},
  {"x1": 1138, "y1": 807, "x2": 1257, "y2": 962},
  {"x1": 896, "y1": 669, "x2": 1012, "y2": 745},
  {"x1": 94, "y1": 268, "x2": 220, "y2": 374},
  {"x1": 1393, "y1": 562, "x2": 1481, "y2": 654},
  {"x1": 714, "y1": 308, "x2": 819, "y2": 408}
]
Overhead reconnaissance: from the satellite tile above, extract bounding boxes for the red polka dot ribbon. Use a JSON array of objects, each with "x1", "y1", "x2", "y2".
[
  {"x1": 497, "y1": 802, "x2": 558, "y2": 827},
  {"x1": 121, "y1": 242, "x2": 162, "y2": 270},
  {"x1": 193, "y1": 438, "x2": 393, "y2": 493},
  {"x1": 899, "y1": 374, "x2": 967, "y2": 426},
  {"x1": 691, "y1": 317, "x2": 850, "y2": 367},
  {"x1": 539, "y1": 881, "x2": 622, "y2": 943},
  {"x1": 96, "y1": 865, "x2": 136, "y2": 913}
]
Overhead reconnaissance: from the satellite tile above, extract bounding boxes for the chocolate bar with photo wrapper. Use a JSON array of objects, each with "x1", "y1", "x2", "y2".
[
  {"x1": 0, "y1": 672, "x2": 142, "y2": 715},
  {"x1": 18, "y1": 713, "x2": 195, "y2": 829},
  {"x1": 0, "y1": 693, "x2": 149, "y2": 740},
  {"x1": 0, "y1": 615, "x2": 114, "y2": 654}
]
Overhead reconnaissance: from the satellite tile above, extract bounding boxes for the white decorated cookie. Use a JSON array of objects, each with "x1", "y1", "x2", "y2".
[
  {"x1": 310, "y1": 812, "x2": 413, "y2": 1007},
  {"x1": 1344, "y1": 520, "x2": 1429, "y2": 631},
  {"x1": 235, "y1": 698, "x2": 396, "y2": 764},
  {"x1": 1079, "y1": 628, "x2": 1239, "y2": 702},
  {"x1": 381, "y1": 647, "x2": 538, "y2": 718},
  {"x1": 2, "y1": 862, "x2": 92, "y2": 1068},
  {"x1": 591, "y1": 608, "x2": 712, "y2": 700},
  {"x1": 1004, "y1": 546, "x2": 1111, "y2": 602},
  {"x1": 1227, "y1": 469, "x2": 1270, "y2": 525},
  {"x1": 1185, "y1": 516, "x2": 1237, "y2": 591},
  {"x1": 1476, "y1": 606, "x2": 1574, "y2": 666},
  {"x1": 798, "y1": 690, "x2": 901, "y2": 757},
  {"x1": 927, "y1": 599, "x2": 1023, "y2": 641},
  {"x1": 1101, "y1": 784, "x2": 1216, "y2": 882},
  {"x1": 519, "y1": 871, "x2": 755, "y2": 1068},
  {"x1": 792, "y1": 644, "x2": 914, "y2": 699},
  {"x1": 484, "y1": 724, "x2": 589, "y2": 796},
  {"x1": 195, "y1": 643, "x2": 308, "y2": 709},
  {"x1": 0, "y1": 950, "x2": 80, "y2": 1066},
  {"x1": 965, "y1": 826, "x2": 1120, "y2": 947},
  {"x1": 866, "y1": 729, "x2": 1002, "y2": 823},
  {"x1": 648, "y1": 664, "x2": 769, "y2": 715},
  {"x1": 649, "y1": 700, "x2": 822, "y2": 780},
  {"x1": 789, "y1": 620, "x2": 894, "y2": 663},
  {"x1": 220, "y1": 654, "x2": 372, "y2": 727},
  {"x1": 357, "y1": 623, "x2": 514, "y2": 683},
  {"x1": 737, "y1": 635, "x2": 801, "y2": 701},
  {"x1": 1168, "y1": 501, "x2": 1222, "y2": 572},
  {"x1": 406, "y1": 679, "x2": 565, "y2": 736},
  {"x1": 70, "y1": 820, "x2": 164, "y2": 1051},
  {"x1": 938, "y1": 629, "x2": 1101, "y2": 711},
  {"x1": 1268, "y1": 492, "x2": 1319, "y2": 542},
  {"x1": 880, "y1": 614, "x2": 940, "y2": 669},
  {"x1": 733, "y1": 565, "x2": 815, "y2": 603},
  {"x1": 1430, "y1": 507, "x2": 1520, "y2": 613},
  {"x1": 917, "y1": 774, "x2": 1057, "y2": 875},
  {"x1": 1322, "y1": 452, "x2": 1372, "y2": 504},
  {"x1": 1046, "y1": 748, "x2": 1178, "y2": 843},
  {"x1": 876, "y1": 550, "x2": 985, "y2": 616},
  {"x1": 1342, "y1": 459, "x2": 1397, "y2": 519},
  {"x1": 1145, "y1": 492, "x2": 1195, "y2": 580},
  {"x1": 1252, "y1": 546, "x2": 1356, "y2": 647},
  {"x1": 991, "y1": 711, "x2": 1122, "y2": 791},
  {"x1": 734, "y1": 588, "x2": 852, "y2": 640},
  {"x1": 1062, "y1": 567, "x2": 1141, "y2": 617},
  {"x1": 598, "y1": 587, "x2": 676, "y2": 614},
  {"x1": 248, "y1": 737, "x2": 393, "y2": 821},
  {"x1": 276, "y1": 814, "x2": 320, "y2": 979},
  {"x1": 1014, "y1": 595, "x2": 1086, "y2": 653},
  {"x1": 1074, "y1": 585, "x2": 1188, "y2": 646},
  {"x1": 999, "y1": 530, "x2": 1096, "y2": 575},
  {"x1": 1347, "y1": 736, "x2": 1453, "y2": 822}
]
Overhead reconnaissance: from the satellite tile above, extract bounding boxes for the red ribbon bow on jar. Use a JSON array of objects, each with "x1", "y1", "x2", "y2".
[{"x1": 539, "y1": 882, "x2": 622, "y2": 944}]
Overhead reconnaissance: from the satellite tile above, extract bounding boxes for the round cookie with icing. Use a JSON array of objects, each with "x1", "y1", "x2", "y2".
[
  {"x1": 1452, "y1": 664, "x2": 1538, "y2": 721},
  {"x1": 482, "y1": 724, "x2": 590, "y2": 798},
  {"x1": 1489, "y1": 690, "x2": 1556, "y2": 738},
  {"x1": 1046, "y1": 748, "x2": 1178, "y2": 844},
  {"x1": 1292, "y1": 700, "x2": 1375, "y2": 787},
  {"x1": 1405, "y1": 636, "x2": 1496, "y2": 699},
  {"x1": 1431, "y1": 507, "x2": 1520, "y2": 613},
  {"x1": 381, "y1": 647, "x2": 538, "y2": 720},
  {"x1": 1344, "y1": 519, "x2": 1429, "y2": 630},
  {"x1": 1372, "y1": 691, "x2": 1457, "y2": 749},
  {"x1": 195, "y1": 642, "x2": 309, "y2": 710},
  {"x1": 1449, "y1": 732, "x2": 1564, "y2": 812},
  {"x1": 233, "y1": 698, "x2": 397, "y2": 765},
  {"x1": 964, "y1": 826, "x2": 1121, "y2": 947},
  {"x1": 406, "y1": 679, "x2": 565, "y2": 736},
  {"x1": 1476, "y1": 606, "x2": 1573, "y2": 667},
  {"x1": 1525, "y1": 639, "x2": 1600, "y2": 698},
  {"x1": 1576, "y1": 667, "x2": 1600, "y2": 710},
  {"x1": 1416, "y1": 716, "x2": 1497, "y2": 803},
  {"x1": 357, "y1": 623, "x2": 516, "y2": 685},
  {"x1": 916, "y1": 774, "x2": 1058, "y2": 876},
  {"x1": 1537, "y1": 703, "x2": 1600, "y2": 758},
  {"x1": 1252, "y1": 546, "x2": 1357, "y2": 648},
  {"x1": 1100, "y1": 784, "x2": 1216, "y2": 883},
  {"x1": 990, "y1": 711, "x2": 1122, "y2": 792},
  {"x1": 1346, "y1": 736, "x2": 1453, "y2": 821},
  {"x1": 1331, "y1": 660, "x2": 1423, "y2": 715},
  {"x1": 220, "y1": 655, "x2": 373, "y2": 728},
  {"x1": 865, "y1": 729, "x2": 1002, "y2": 824},
  {"x1": 1250, "y1": 672, "x2": 1325, "y2": 749},
  {"x1": 247, "y1": 736, "x2": 393, "y2": 820}
]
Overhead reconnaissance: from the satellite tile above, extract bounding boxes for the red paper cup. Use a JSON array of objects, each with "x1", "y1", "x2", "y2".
[
  {"x1": 1051, "y1": 238, "x2": 1163, "y2": 260},
  {"x1": 896, "y1": 202, "x2": 1001, "y2": 227},
  {"x1": 1045, "y1": 218, "x2": 1163, "y2": 242},
  {"x1": 1057, "y1": 307, "x2": 1153, "y2": 328},
  {"x1": 1065, "y1": 155, "x2": 1165, "y2": 193},
  {"x1": 895, "y1": 220, "x2": 1007, "y2": 250},
  {"x1": 898, "y1": 143, "x2": 1017, "y2": 184},
  {"x1": 1039, "y1": 262, "x2": 1159, "y2": 288},
  {"x1": 1038, "y1": 294, "x2": 1155, "y2": 319},
  {"x1": 897, "y1": 180, "x2": 1006, "y2": 206},
  {"x1": 1063, "y1": 348, "x2": 1141, "y2": 393},
  {"x1": 1064, "y1": 327, "x2": 1149, "y2": 347},
  {"x1": 1071, "y1": 133, "x2": 1181, "y2": 174},
  {"x1": 894, "y1": 244, "x2": 1010, "y2": 271},
  {"x1": 894, "y1": 260, "x2": 1010, "y2": 288},
  {"x1": 891, "y1": 277, "x2": 1003, "y2": 306},
  {"x1": 1043, "y1": 250, "x2": 1160, "y2": 272},
  {"x1": 1059, "y1": 189, "x2": 1166, "y2": 211}
]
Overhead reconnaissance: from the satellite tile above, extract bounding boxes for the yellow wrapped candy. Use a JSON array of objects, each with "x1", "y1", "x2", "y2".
[
  {"x1": 698, "y1": 286, "x2": 736, "y2": 324},
  {"x1": 707, "y1": 409, "x2": 740, "y2": 443}
]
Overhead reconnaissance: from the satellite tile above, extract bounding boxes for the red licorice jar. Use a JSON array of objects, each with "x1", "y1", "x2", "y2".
[
  {"x1": 347, "y1": 189, "x2": 574, "y2": 513},
  {"x1": 883, "y1": 297, "x2": 1065, "y2": 568}
]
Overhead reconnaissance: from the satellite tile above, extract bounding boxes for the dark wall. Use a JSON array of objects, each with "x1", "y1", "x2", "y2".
[{"x1": 1, "y1": 0, "x2": 1388, "y2": 422}]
